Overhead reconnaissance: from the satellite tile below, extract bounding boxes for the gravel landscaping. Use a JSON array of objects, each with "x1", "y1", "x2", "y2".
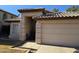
[
  {"x1": 0, "y1": 38, "x2": 27, "y2": 53},
  {"x1": 0, "y1": 45, "x2": 27, "y2": 53}
]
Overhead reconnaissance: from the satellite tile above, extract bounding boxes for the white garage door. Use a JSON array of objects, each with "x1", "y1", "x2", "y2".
[{"x1": 42, "y1": 24, "x2": 79, "y2": 47}]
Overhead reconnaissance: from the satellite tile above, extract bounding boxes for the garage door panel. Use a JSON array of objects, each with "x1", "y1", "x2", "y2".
[
  {"x1": 42, "y1": 25, "x2": 79, "y2": 34},
  {"x1": 43, "y1": 29, "x2": 79, "y2": 34},
  {"x1": 43, "y1": 24, "x2": 79, "y2": 28},
  {"x1": 42, "y1": 34, "x2": 79, "y2": 47},
  {"x1": 42, "y1": 34, "x2": 79, "y2": 40},
  {"x1": 41, "y1": 24, "x2": 79, "y2": 47}
]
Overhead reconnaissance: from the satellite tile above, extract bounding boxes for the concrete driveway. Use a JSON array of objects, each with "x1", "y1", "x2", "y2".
[
  {"x1": 21, "y1": 42, "x2": 78, "y2": 53},
  {"x1": 36, "y1": 45, "x2": 76, "y2": 53}
]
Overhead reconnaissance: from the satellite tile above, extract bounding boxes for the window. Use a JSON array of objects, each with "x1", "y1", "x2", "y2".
[{"x1": 3, "y1": 13, "x2": 7, "y2": 20}]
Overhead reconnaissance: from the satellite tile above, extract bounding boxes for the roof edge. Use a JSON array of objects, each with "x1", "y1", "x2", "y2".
[
  {"x1": 18, "y1": 8, "x2": 46, "y2": 13},
  {"x1": 0, "y1": 9, "x2": 18, "y2": 17}
]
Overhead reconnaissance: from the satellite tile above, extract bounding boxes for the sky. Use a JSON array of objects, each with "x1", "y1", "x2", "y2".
[{"x1": 0, "y1": 5, "x2": 73, "y2": 16}]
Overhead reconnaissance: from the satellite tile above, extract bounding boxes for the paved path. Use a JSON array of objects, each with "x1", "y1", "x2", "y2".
[{"x1": 21, "y1": 42, "x2": 77, "y2": 53}]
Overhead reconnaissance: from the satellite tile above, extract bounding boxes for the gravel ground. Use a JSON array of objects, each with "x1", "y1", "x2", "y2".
[{"x1": 0, "y1": 39, "x2": 27, "y2": 53}]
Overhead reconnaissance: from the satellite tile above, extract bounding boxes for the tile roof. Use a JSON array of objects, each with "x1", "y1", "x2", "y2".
[{"x1": 33, "y1": 12, "x2": 79, "y2": 19}]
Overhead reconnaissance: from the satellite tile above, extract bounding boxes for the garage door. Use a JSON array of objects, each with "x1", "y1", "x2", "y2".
[{"x1": 42, "y1": 24, "x2": 79, "y2": 47}]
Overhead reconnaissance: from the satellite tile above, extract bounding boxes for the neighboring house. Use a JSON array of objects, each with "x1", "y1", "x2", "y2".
[
  {"x1": 0, "y1": 9, "x2": 18, "y2": 38},
  {"x1": 2, "y1": 8, "x2": 79, "y2": 48}
]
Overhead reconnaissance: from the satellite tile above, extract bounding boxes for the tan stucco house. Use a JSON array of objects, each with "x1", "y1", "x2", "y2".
[{"x1": 2, "y1": 8, "x2": 79, "y2": 48}]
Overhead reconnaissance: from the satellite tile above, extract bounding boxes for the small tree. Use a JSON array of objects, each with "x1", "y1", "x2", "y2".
[
  {"x1": 52, "y1": 8, "x2": 59, "y2": 12},
  {"x1": 66, "y1": 5, "x2": 79, "y2": 12}
]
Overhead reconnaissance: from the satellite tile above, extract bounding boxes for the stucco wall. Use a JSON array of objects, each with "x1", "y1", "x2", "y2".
[
  {"x1": 22, "y1": 11, "x2": 43, "y2": 17},
  {"x1": 19, "y1": 11, "x2": 43, "y2": 41},
  {"x1": 9, "y1": 23, "x2": 20, "y2": 40},
  {"x1": 7, "y1": 14, "x2": 12, "y2": 19}
]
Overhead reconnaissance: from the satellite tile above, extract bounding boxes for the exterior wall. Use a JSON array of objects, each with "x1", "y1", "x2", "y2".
[
  {"x1": 7, "y1": 14, "x2": 11, "y2": 19},
  {"x1": 22, "y1": 11, "x2": 43, "y2": 17},
  {"x1": 36, "y1": 19, "x2": 79, "y2": 44},
  {"x1": 36, "y1": 21, "x2": 42, "y2": 43},
  {"x1": 19, "y1": 15, "x2": 26, "y2": 41},
  {"x1": 19, "y1": 11, "x2": 43, "y2": 41},
  {"x1": 9, "y1": 22, "x2": 20, "y2": 40},
  {"x1": 5, "y1": 18, "x2": 20, "y2": 40},
  {"x1": 0, "y1": 11, "x2": 4, "y2": 20},
  {"x1": 25, "y1": 18, "x2": 32, "y2": 37}
]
